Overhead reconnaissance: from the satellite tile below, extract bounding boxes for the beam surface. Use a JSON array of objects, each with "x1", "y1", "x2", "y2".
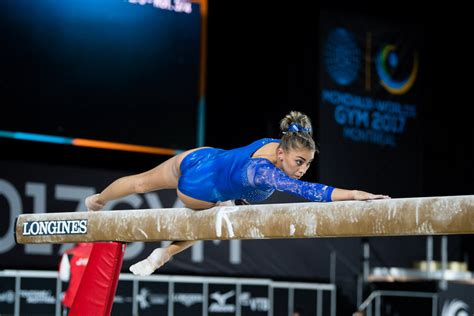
[{"x1": 15, "y1": 195, "x2": 474, "y2": 244}]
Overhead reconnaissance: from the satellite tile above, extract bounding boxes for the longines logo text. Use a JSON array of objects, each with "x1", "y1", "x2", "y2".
[
  {"x1": 174, "y1": 293, "x2": 203, "y2": 307},
  {"x1": 22, "y1": 220, "x2": 87, "y2": 236}
]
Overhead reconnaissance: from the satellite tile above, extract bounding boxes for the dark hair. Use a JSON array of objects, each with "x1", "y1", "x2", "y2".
[{"x1": 279, "y1": 111, "x2": 318, "y2": 153}]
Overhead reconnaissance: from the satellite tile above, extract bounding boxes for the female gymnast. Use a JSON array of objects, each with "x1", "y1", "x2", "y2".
[{"x1": 85, "y1": 111, "x2": 390, "y2": 276}]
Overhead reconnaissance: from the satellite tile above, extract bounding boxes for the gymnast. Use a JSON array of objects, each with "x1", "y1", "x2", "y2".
[{"x1": 85, "y1": 111, "x2": 390, "y2": 276}]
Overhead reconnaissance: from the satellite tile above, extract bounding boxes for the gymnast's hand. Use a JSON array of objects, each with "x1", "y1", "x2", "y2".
[
  {"x1": 85, "y1": 194, "x2": 105, "y2": 211},
  {"x1": 353, "y1": 190, "x2": 390, "y2": 200}
]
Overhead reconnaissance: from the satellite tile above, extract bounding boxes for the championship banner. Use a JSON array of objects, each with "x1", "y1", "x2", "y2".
[{"x1": 318, "y1": 11, "x2": 423, "y2": 198}]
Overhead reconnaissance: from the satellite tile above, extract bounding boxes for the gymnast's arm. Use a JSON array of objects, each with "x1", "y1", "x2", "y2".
[{"x1": 251, "y1": 159, "x2": 389, "y2": 202}]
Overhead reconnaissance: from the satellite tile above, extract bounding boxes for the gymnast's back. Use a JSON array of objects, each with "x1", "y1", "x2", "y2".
[{"x1": 178, "y1": 138, "x2": 279, "y2": 202}]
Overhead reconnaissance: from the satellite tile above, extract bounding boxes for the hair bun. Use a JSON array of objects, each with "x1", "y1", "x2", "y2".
[{"x1": 280, "y1": 111, "x2": 313, "y2": 136}]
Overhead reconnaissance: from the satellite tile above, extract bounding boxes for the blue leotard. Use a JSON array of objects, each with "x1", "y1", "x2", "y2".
[{"x1": 178, "y1": 138, "x2": 334, "y2": 203}]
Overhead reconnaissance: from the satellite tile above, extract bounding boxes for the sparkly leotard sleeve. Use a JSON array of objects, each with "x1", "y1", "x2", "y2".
[{"x1": 246, "y1": 158, "x2": 334, "y2": 202}]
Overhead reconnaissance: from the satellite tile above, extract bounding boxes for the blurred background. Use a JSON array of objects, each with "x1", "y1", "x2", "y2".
[{"x1": 0, "y1": 0, "x2": 472, "y2": 315}]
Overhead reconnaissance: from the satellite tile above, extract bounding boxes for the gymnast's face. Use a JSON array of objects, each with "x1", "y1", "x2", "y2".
[{"x1": 277, "y1": 147, "x2": 315, "y2": 179}]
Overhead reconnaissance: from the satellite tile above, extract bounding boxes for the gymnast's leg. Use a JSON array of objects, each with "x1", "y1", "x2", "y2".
[
  {"x1": 128, "y1": 189, "x2": 222, "y2": 276},
  {"x1": 84, "y1": 147, "x2": 218, "y2": 275},
  {"x1": 113, "y1": 149, "x2": 220, "y2": 276},
  {"x1": 85, "y1": 147, "x2": 209, "y2": 211}
]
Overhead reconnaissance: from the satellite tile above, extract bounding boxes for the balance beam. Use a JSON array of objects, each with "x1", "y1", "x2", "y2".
[{"x1": 15, "y1": 195, "x2": 474, "y2": 244}]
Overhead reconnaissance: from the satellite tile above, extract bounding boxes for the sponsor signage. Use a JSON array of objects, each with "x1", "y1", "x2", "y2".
[{"x1": 22, "y1": 220, "x2": 87, "y2": 236}]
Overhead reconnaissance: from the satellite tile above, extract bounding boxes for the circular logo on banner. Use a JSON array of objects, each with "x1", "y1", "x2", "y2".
[
  {"x1": 442, "y1": 299, "x2": 470, "y2": 316},
  {"x1": 324, "y1": 28, "x2": 361, "y2": 86},
  {"x1": 375, "y1": 44, "x2": 419, "y2": 95}
]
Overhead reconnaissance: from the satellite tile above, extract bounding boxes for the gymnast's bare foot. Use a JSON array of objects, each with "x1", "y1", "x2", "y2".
[{"x1": 129, "y1": 248, "x2": 170, "y2": 276}]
